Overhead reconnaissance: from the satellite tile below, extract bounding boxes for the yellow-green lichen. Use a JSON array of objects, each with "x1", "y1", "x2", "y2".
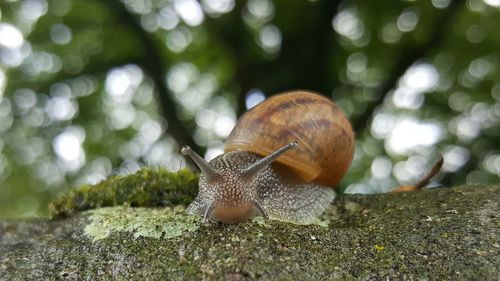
[
  {"x1": 374, "y1": 244, "x2": 385, "y2": 252},
  {"x1": 49, "y1": 168, "x2": 199, "y2": 217},
  {"x1": 84, "y1": 206, "x2": 200, "y2": 241}
]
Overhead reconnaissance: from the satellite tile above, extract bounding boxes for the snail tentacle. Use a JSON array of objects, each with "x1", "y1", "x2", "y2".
[
  {"x1": 181, "y1": 145, "x2": 219, "y2": 183},
  {"x1": 242, "y1": 141, "x2": 298, "y2": 180},
  {"x1": 252, "y1": 200, "x2": 269, "y2": 220},
  {"x1": 202, "y1": 203, "x2": 214, "y2": 224}
]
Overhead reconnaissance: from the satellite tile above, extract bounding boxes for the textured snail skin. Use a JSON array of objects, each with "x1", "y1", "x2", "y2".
[{"x1": 186, "y1": 151, "x2": 336, "y2": 224}]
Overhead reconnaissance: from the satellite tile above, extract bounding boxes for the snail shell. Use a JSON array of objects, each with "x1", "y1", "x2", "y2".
[{"x1": 224, "y1": 90, "x2": 355, "y2": 188}]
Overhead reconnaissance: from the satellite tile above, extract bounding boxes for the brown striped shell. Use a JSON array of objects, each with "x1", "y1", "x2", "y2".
[{"x1": 224, "y1": 91, "x2": 355, "y2": 188}]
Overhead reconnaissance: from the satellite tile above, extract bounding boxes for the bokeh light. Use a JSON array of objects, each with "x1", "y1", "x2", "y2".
[
  {"x1": 0, "y1": 23, "x2": 24, "y2": 49},
  {"x1": 0, "y1": 0, "x2": 498, "y2": 218}
]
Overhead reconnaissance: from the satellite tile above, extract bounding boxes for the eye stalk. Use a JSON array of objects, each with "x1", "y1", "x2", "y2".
[
  {"x1": 241, "y1": 141, "x2": 298, "y2": 180},
  {"x1": 181, "y1": 146, "x2": 219, "y2": 183}
]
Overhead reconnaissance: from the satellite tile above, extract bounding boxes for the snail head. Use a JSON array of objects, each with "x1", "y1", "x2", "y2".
[{"x1": 181, "y1": 142, "x2": 298, "y2": 224}]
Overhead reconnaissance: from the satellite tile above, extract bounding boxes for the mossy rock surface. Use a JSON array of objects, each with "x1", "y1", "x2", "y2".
[{"x1": 1, "y1": 185, "x2": 499, "y2": 280}]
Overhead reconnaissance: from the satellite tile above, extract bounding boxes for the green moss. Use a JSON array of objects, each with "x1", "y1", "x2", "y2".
[
  {"x1": 49, "y1": 168, "x2": 199, "y2": 217},
  {"x1": 84, "y1": 206, "x2": 200, "y2": 241}
]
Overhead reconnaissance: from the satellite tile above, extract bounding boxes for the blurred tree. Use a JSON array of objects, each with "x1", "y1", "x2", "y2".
[{"x1": 0, "y1": 0, "x2": 499, "y2": 218}]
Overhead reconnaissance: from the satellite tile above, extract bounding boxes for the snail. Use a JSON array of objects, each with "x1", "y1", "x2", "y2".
[
  {"x1": 181, "y1": 91, "x2": 442, "y2": 224},
  {"x1": 181, "y1": 90, "x2": 353, "y2": 224}
]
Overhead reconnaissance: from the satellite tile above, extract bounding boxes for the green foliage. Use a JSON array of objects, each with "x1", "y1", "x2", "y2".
[{"x1": 0, "y1": 0, "x2": 499, "y2": 218}]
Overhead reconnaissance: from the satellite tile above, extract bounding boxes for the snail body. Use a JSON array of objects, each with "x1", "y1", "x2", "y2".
[{"x1": 182, "y1": 91, "x2": 354, "y2": 224}]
